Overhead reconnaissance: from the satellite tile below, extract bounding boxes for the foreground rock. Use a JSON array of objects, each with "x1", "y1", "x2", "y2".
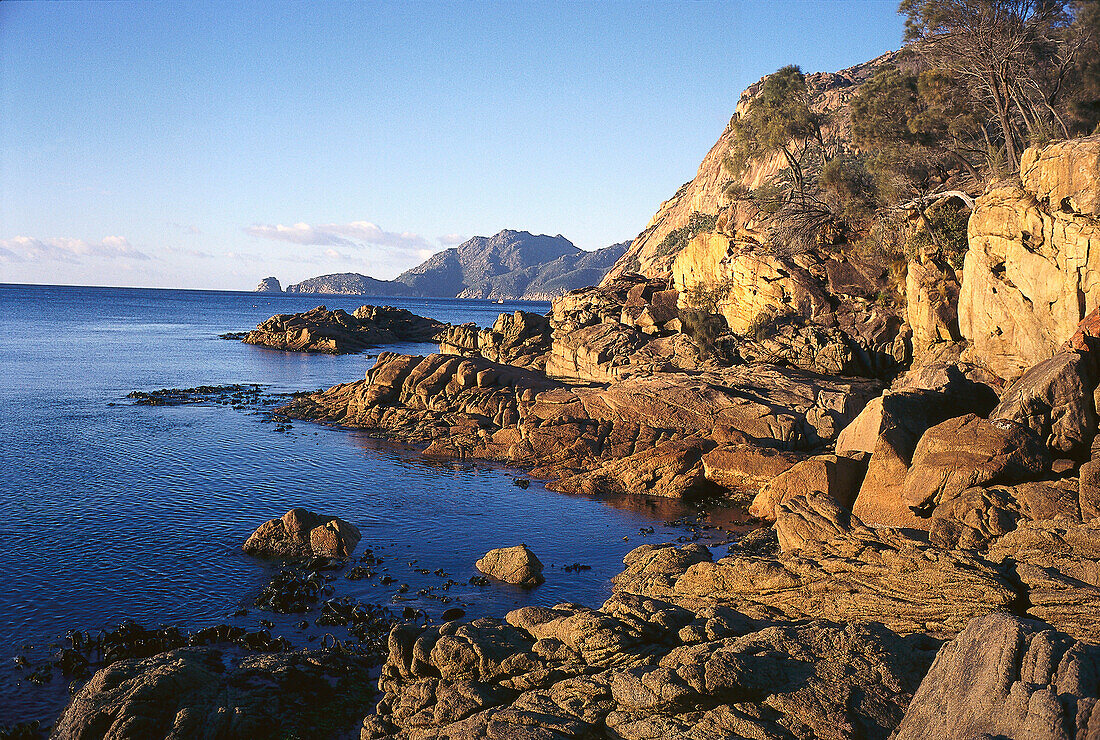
[
  {"x1": 242, "y1": 305, "x2": 445, "y2": 354},
  {"x1": 243, "y1": 508, "x2": 362, "y2": 558},
  {"x1": 52, "y1": 647, "x2": 374, "y2": 740},
  {"x1": 894, "y1": 612, "x2": 1100, "y2": 739},
  {"x1": 475, "y1": 545, "x2": 544, "y2": 587},
  {"x1": 364, "y1": 609, "x2": 939, "y2": 740}
]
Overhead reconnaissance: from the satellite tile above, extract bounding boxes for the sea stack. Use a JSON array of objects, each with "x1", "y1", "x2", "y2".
[{"x1": 256, "y1": 277, "x2": 282, "y2": 293}]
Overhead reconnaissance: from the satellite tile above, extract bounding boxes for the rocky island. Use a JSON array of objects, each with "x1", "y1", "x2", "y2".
[
  {"x1": 239, "y1": 304, "x2": 446, "y2": 354},
  {"x1": 40, "y1": 4, "x2": 1100, "y2": 738}
]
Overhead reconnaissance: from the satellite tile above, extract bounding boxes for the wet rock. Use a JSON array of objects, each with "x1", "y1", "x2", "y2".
[
  {"x1": 52, "y1": 647, "x2": 375, "y2": 740},
  {"x1": 894, "y1": 612, "x2": 1100, "y2": 740},
  {"x1": 243, "y1": 508, "x2": 361, "y2": 559},
  {"x1": 475, "y1": 545, "x2": 545, "y2": 587}
]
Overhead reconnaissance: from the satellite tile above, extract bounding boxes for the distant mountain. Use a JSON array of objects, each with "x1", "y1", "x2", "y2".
[
  {"x1": 396, "y1": 230, "x2": 579, "y2": 298},
  {"x1": 279, "y1": 230, "x2": 625, "y2": 300}
]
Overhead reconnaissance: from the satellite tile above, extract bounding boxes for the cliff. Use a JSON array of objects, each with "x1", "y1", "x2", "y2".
[
  {"x1": 604, "y1": 51, "x2": 899, "y2": 283},
  {"x1": 279, "y1": 231, "x2": 625, "y2": 299}
]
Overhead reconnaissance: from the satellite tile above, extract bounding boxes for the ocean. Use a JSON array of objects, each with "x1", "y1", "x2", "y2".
[{"x1": 0, "y1": 283, "x2": 723, "y2": 725}]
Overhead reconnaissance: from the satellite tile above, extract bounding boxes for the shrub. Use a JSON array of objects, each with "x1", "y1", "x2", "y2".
[{"x1": 655, "y1": 212, "x2": 720, "y2": 257}]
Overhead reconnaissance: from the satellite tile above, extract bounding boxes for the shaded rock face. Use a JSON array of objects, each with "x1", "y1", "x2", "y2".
[
  {"x1": 475, "y1": 545, "x2": 544, "y2": 587},
  {"x1": 243, "y1": 508, "x2": 362, "y2": 558},
  {"x1": 960, "y1": 136, "x2": 1100, "y2": 382},
  {"x1": 241, "y1": 305, "x2": 445, "y2": 354},
  {"x1": 279, "y1": 352, "x2": 880, "y2": 497},
  {"x1": 255, "y1": 276, "x2": 282, "y2": 293},
  {"x1": 52, "y1": 647, "x2": 374, "y2": 740},
  {"x1": 894, "y1": 612, "x2": 1100, "y2": 740},
  {"x1": 903, "y1": 414, "x2": 1051, "y2": 516}
]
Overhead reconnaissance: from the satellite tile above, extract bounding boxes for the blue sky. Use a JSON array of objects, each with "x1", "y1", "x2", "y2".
[{"x1": 0, "y1": 1, "x2": 906, "y2": 290}]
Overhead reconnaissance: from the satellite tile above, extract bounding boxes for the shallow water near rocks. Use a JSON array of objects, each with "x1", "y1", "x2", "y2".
[{"x1": 0, "y1": 284, "x2": 741, "y2": 726}]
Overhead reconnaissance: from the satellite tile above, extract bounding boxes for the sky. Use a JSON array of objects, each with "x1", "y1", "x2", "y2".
[{"x1": 0, "y1": 1, "x2": 907, "y2": 291}]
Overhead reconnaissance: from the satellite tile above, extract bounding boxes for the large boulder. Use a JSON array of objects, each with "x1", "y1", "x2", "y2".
[
  {"x1": 748, "y1": 454, "x2": 865, "y2": 521},
  {"x1": 243, "y1": 508, "x2": 361, "y2": 558},
  {"x1": 991, "y1": 350, "x2": 1098, "y2": 457},
  {"x1": 475, "y1": 545, "x2": 545, "y2": 587},
  {"x1": 846, "y1": 383, "x2": 998, "y2": 529},
  {"x1": 903, "y1": 414, "x2": 1052, "y2": 516},
  {"x1": 700, "y1": 443, "x2": 806, "y2": 494},
  {"x1": 894, "y1": 612, "x2": 1100, "y2": 740}
]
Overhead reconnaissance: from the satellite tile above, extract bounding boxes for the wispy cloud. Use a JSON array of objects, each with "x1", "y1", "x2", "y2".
[
  {"x1": 0, "y1": 235, "x2": 150, "y2": 262},
  {"x1": 243, "y1": 220, "x2": 432, "y2": 253},
  {"x1": 438, "y1": 233, "x2": 466, "y2": 246},
  {"x1": 167, "y1": 221, "x2": 202, "y2": 235}
]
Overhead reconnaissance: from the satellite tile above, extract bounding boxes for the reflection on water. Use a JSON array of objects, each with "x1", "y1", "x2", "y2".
[{"x1": 0, "y1": 284, "x2": 743, "y2": 725}]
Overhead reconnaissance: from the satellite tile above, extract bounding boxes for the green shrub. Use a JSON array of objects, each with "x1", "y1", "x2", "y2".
[{"x1": 654, "y1": 212, "x2": 719, "y2": 257}]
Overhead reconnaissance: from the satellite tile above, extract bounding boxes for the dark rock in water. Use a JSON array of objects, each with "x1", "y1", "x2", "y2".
[
  {"x1": 243, "y1": 508, "x2": 361, "y2": 558},
  {"x1": 51, "y1": 647, "x2": 374, "y2": 740},
  {"x1": 441, "y1": 607, "x2": 465, "y2": 622},
  {"x1": 127, "y1": 384, "x2": 264, "y2": 407},
  {"x1": 241, "y1": 304, "x2": 445, "y2": 354},
  {"x1": 255, "y1": 276, "x2": 282, "y2": 293},
  {"x1": 475, "y1": 544, "x2": 544, "y2": 586},
  {"x1": 894, "y1": 612, "x2": 1100, "y2": 739}
]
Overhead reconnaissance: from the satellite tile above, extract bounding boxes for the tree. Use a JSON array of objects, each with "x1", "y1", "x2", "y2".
[
  {"x1": 900, "y1": 0, "x2": 1078, "y2": 168},
  {"x1": 727, "y1": 65, "x2": 826, "y2": 202}
]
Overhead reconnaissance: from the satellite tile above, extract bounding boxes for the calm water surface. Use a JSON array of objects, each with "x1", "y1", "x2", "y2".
[{"x1": 0, "y1": 284, "x2": 726, "y2": 725}]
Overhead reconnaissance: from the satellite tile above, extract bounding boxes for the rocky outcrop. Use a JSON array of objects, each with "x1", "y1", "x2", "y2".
[
  {"x1": 475, "y1": 545, "x2": 544, "y2": 587},
  {"x1": 255, "y1": 276, "x2": 282, "y2": 292},
  {"x1": 279, "y1": 352, "x2": 880, "y2": 494},
  {"x1": 52, "y1": 647, "x2": 374, "y2": 740},
  {"x1": 960, "y1": 136, "x2": 1100, "y2": 382},
  {"x1": 439, "y1": 311, "x2": 552, "y2": 371},
  {"x1": 241, "y1": 305, "x2": 445, "y2": 354},
  {"x1": 669, "y1": 235, "x2": 906, "y2": 378},
  {"x1": 894, "y1": 612, "x2": 1100, "y2": 740},
  {"x1": 243, "y1": 508, "x2": 362, "y2": 558}
]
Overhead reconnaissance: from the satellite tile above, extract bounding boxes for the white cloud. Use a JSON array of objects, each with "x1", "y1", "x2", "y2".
[
  {"x1": 243, "y1": 220, "x2": 431, "y2": 253},
  {"x1": 0, "y1": 235, "x2": 150, "y2": 262},
  {"x1": 437, "y1": 233, "x2": 466, "y2": 246}
]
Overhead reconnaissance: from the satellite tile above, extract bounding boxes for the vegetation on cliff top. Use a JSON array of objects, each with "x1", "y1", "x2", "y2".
[{"x1": 718, "y1": 0, "x2": 1099, "y2": 267}]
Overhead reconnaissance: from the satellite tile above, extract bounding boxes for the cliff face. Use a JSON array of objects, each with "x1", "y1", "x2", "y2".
[
  {"x1": 280, "y1": 231, "x2": 624, "y2": 299},
  {"x1": 604, "y1": 52, "x2": 898, "y2": 283},
  {"x1": 960, "y1": 135, "x2": 1100, "y2": 381}
]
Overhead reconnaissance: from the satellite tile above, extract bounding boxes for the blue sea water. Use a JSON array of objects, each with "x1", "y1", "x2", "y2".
[{"x1": 0, "y1": 283, "x2": 730, "y2": 725}]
